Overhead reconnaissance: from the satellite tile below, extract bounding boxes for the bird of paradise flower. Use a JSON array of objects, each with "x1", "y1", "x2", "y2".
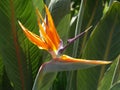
[{"x1": 18, "y1": 5, "x2": 111, "y2": 90}]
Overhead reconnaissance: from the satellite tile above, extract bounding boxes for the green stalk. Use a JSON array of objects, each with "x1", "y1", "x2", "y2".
[
  {"x1": 66, "y1": 0, "x2": 86, "y2": 90},
  {"x1": 109, "y1": 0, "x2": 115, "y2": 6}
]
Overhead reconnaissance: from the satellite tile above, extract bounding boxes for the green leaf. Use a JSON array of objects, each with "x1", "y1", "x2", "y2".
[
  {"x1": 57, "y1": 14, "x2": 71, "y2": 42},
  {"x1": 77, "y1": 1, "x2": 120, "y2": 90},
  {"x1": 80, "y1": 0, "x2": 106, "y2": 57},
  {"x1": 32, "y1": 64, "x2": 57, "y2": 90},
  {"x1": 98, "y1": 55, "x2": 120, "y2": 90},
  {"x1": 2, "y1": 69, "x2": 14, "y2": 90},
  {"x1": 0, "y1": 0, "x2": 43, "y2": 89},
  {"x1": 111, "y1": 80, "x2": 120, "y2": 90},
  {"x1": 66, "y1": 0, "x2": 86, "y2": 89},
  {"x1": 0, "y1": 57, "x2": 3, "y2": 90},
  {"x1": 17, "y1": 0, "x2": 45, "y2": 83},
  {"x1": 48, "y1": 0, "x2": 70, "y2": 26},
  {"x1": 32, "y1": 0, "x2": 44, "y2": 12},
  {"x1": 81, "y1": 0, "x2": 104, "y2": 30},
  {"x1": 69, "y1": 0, "x2": 105, "y2": 56},
  {"x1": 67, "y1": 0, "x2": 105, "y2": 89}
]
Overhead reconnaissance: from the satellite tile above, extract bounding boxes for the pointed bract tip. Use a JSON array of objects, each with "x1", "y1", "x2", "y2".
[
  {"x1": 85, "y1": 26, "x2": 93, "y2": 33},
  {"x1": 18, "y1": 21, "x2": 26, "y2": 31}
]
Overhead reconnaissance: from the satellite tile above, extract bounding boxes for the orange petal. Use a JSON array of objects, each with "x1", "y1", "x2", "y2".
[
  {"x1": 36, "y1": 8, "x2": 59, "y2": 52},
  {"x1": 18, "y1": 21, "x2": 48, "y2": 50},
  {"x1": 37, "y1": 20, "x2": 57, "y2": 52},
  {"x1": 56, "y1": 55, "x2": 112, "y2": 65},
  {"x1": 36, "y1": 8, "x2": 46, "y2": 26},
  {"x1": 44, "y1": 5, "x2": 60, "y2": 49}
]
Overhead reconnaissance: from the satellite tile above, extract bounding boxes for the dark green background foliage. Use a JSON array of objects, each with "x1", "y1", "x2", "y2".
[{"x1": 0, "y1": 0, "x2": 120, "y2": 90}]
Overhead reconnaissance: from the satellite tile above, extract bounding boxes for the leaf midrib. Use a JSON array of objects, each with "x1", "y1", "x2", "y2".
[{"x1": 10, "y1": 0, "x2": 25, "y2": 90}]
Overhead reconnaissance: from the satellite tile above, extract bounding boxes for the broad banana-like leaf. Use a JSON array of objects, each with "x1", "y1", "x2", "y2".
[
  {"x1": 111, "y1": 80, "x2": 120, "y2": 90},
  {"x1": 32, "y1": 0, "x2": 44, "y2": 12},
  {"x1": 0, "y1": 0, "x2": 44, "y2": 89},
  {"x1": 32, "y1": 67, "x2": 57, "y2": 90},
  {"x1": 56, "y1": 14, "x2": 71, "y2": 42},
  {"x1": 0, "y1": 57, "x2": 3, "y2": 90},
  {"x1": 98, "y1": 55, "x2": 120, "y2": 90},
  {"x1": 81, "y1": 0, "x2": 105, "y2": 30},
  {"x1": 48, "y1": 0, "x2": 70, "y2": 26},
  {"x1": 66, "y1": 0, "x2": 105, "y2": 89},
  {"x1": 77, "y1": 1, "x2": 120, "y2": 90}
]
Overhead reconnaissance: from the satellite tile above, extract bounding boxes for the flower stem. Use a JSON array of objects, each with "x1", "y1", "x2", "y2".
[{"x1": 66, "y1": 0, "x2": 87, "y2": 90}]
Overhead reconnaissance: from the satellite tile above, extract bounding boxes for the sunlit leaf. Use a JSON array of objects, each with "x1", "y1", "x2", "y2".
[
  {"x1": 0, "y1": 0, "x2": 42, "y2": 89},
  {"x1": 98, "y1": 55, "x2": 120, "y2": 90},
  {"x1": 111, "y1": 80, "x2": 120, "y2": 90},
  {"x1": 77, "y1": 1, "x2": 120, "y2": 90},
  {"x1": 48, "y1": 0, "x2": 70, "y2": 26}
]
